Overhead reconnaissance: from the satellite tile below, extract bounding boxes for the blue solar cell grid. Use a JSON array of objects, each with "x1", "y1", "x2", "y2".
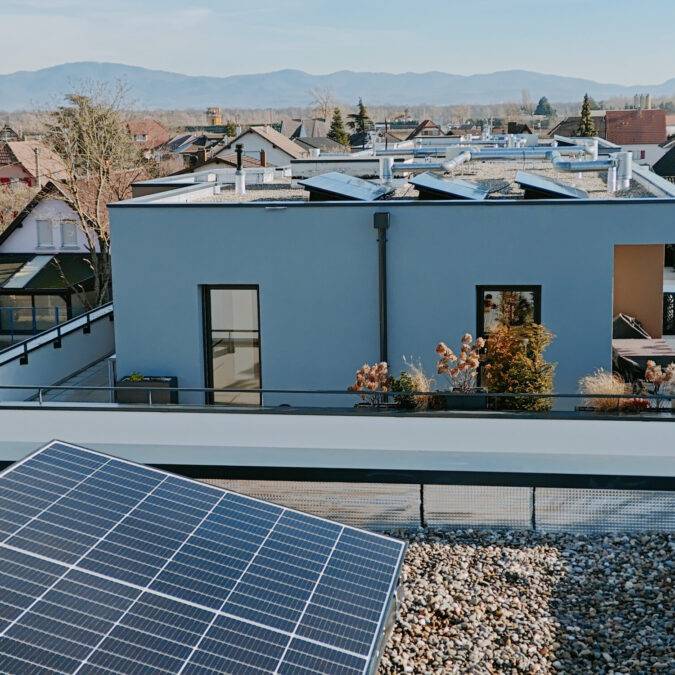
[{"x1": 0, "y1": 441, "x2": 405, "y2": 674}]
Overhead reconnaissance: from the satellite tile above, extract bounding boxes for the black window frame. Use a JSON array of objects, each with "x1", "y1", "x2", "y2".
[
  {"x1": 201, "y1": 284, "x2": 262, "y2": 405},
  {"x1": 476, "y1": 285, "x2": 542, "y2": 337}
]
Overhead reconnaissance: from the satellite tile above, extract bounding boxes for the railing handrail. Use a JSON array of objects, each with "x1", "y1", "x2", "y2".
[
  {"x1": 0, "y1": 382, "x2": 672, "y2": 401},
  {"x1": 0, "y1": 302, "x2": 113, "y2": 366}
]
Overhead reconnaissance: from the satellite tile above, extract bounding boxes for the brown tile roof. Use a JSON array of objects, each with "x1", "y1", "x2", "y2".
[
  {"x1": 227, "y1": 126, "x2": 307, "y2": 160},
  {"x1": 605, "y1": 109, "x2": 667, "y2": 145},
  {"x1": 0, "y1": 140, "x2": 67, "y2": 181},
  {"x1": 406, "y1": 119, "x2": 443, "y2": 140},
  {"x1": 547, "y1": 116, "x2": 607, "y2": 139},
  {"x1": 127, "y1": 118, "x2": 171, "y2": 151}
]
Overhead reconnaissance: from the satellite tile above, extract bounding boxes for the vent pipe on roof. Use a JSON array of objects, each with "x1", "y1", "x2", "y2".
[
  {"x1": 379, "y1": 157, "x2": 394, "y2": 184},
  {"x1": 607, "y1": 165, "x2": 618, "y2": 194},
  {"x1": 616, "y1": 151, "x2": 633, "y2": 190},
  {"x1": 235, "y1": 143, "x2": 246, "y2": 195}
]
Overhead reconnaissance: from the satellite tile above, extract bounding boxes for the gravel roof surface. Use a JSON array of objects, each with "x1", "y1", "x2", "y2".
[{"x1": 379, "y1": 529, "x2": 674, "y2": 674}]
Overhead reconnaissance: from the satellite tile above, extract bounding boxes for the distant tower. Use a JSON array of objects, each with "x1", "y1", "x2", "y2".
[
  {"x1": 206, "y1": 107, "x2": 222, "y2": 126},
  {"x1": 639, "y1": 94, "x2": 646, "y2": 109},
  {"x1": 634, "y1": 93, "x2": 640, "y2": 109},
  {"x1": 645, "y1": 93, "x2": 652, "y2": 110}
]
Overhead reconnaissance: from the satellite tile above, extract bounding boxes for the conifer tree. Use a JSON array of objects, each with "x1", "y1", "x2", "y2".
[
  {"x1": 347, "y1": 98, "x2": 373, "y2": 134},
  {"x1": 534, "y1": 96, "x2": 554, "y2": 116},
  {"x1": 576, "y1": 94, "x2": 597, "y2": 136},
  {"x1": 327, "y1": 107, "x2": 349, "y2": 146}
]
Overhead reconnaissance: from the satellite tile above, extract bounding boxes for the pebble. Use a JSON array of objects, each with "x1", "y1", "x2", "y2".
[{"x1": 378, "y1": 529, "x2": 674, "y2": 674}]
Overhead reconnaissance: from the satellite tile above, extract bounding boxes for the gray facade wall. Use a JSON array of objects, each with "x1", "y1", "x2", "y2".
[{"x1": 109, "y1": 199, "x2": 675, "y2": 406}]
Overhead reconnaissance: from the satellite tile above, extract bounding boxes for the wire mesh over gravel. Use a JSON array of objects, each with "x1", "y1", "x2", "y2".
[{"x1": 379, "y1": 530, "x2": 673, "y2": 674}]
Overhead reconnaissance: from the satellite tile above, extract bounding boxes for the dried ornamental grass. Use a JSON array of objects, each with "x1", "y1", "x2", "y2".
[{"x1": 578, "y1": 369, "x2": 630, "y2": 411}]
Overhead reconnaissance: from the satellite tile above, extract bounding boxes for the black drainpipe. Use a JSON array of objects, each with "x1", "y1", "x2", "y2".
[{"x1": 373, "y1": 212, "x2": 390, "y2": 363}]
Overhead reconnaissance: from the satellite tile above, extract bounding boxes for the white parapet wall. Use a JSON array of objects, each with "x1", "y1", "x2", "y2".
[{"x1": 0, "y1": 407, "x2": 672, "y2": 481}]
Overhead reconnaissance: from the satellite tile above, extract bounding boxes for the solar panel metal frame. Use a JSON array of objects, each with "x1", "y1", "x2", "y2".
[
  {"x1": 515, "y1": 170, "x2": 589, "y2": 199},
  {"x1": 298, "y1": 172, "x2": 394, "y2": 201},
  {"x1": 0, "y1": 440, "x2": 406, "y2": 675},
  {"x1": 408, "y1": 171, "x2": 491, "y2": 200}
]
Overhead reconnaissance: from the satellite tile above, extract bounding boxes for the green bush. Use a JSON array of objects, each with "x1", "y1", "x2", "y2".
[
  {"x1": 482, "y1": 324, "x2": 556, "y2": 411},
  {"x1": 390, "y1": 372, "x2": 417, "y2": 410}
]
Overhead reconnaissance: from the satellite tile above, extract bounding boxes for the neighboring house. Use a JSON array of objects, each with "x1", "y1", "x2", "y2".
[
  {"x1": 0, "y1": 141, "x2": 67, "y2": 188},
  {"x1": 172, "y1": 133, "x2": 228, "y2": 168},
  {"x1": 406, "y1": 119, "x2": 443, "y2": 140},
  {"x1": 288, "y1": 118, "x2": 328, "y2": 139},
  {"x1": 508, "y1": 122, "x2": 534, "y2": 134},
  {"x1": 0, "y1": 181, "x2": 99, "y2": 340},
  {"x1": 0, "y1": 124, "x2": 21, "y2": 142},
  {"x1": 548, "y1": 113, "x2": 607, "y2": 139},
  {"x1": 127, "y1": 118, "x2": 171, "y2": 159},
  {"x1": 550, "y1": 110, "x2": 668, "y2": 166},
  {"x1": 666, "y1": 114, "x2": 675, "y2": 138},
  {"x1": 170, "y1": 151, "x2": 263, "y2": 175},
  {"x1": 605, "y1": 109, "x2": 668, "y2": 165},
  {"x1": 224, "y1": 126, "x2": 307, "y2": 166},
  {"x1": 295, "y1": 137, "x2": 348, "y2": 154}
]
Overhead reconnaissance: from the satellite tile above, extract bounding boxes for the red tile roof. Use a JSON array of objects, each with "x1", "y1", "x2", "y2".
[
  {"x1": 127, "y1": 118, "x2": 171, "y2": 151},
  {"x1": 605, "y1": 109, "x2": 667, "y2": 145},
  {"x1": 0, "y1": 140, "x2": 67, "y2": 181}
]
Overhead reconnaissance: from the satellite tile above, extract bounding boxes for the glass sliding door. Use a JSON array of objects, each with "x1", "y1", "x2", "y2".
[{"x1": 203, "y1": 286, "x2": 261, "y2": 404}]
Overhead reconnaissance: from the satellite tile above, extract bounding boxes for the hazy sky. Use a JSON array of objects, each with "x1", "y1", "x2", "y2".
[{"x1": 2, "y1": 0, "x2": 674, "y2": 84}]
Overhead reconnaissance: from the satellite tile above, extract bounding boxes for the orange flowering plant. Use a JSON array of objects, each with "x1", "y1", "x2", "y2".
[
  {"x1": 348, "y1": 362, "x2": 390, "y2": 405},
  {"x1": 435, "y1": 333, "x2": 486, "y2": 393}
]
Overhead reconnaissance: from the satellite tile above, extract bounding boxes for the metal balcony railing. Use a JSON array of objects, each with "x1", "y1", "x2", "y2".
[{"x1": 0, "y1": 384, "x2": 673, "y2": 417}]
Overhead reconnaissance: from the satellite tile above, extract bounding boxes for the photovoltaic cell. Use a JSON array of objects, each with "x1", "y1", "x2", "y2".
[
  {"x1": 298, "y1": 172, "x2": 394, "y2": 201},
  {"x1": 0, "y1": 441, "x2": 405, "y2": 674},
  {"x1": 515, "y1": 170, "x2": 589, "y2": 199}
]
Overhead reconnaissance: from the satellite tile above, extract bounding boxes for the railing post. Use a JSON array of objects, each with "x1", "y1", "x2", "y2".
[
  {"x1": 19, "y1": 343, "x2": 28, "y2": 365},
  {"x1": 31, "y1": 307, "x2": 37, "y2": 334},
  {"x1": 83, "y1": 312, "x2": 91, "y2": 334},
  {"x1": 148, "y1": 389, "x2": 153, "y2": 406},
  {"x1": 53, "y1": 324, "x2": 62, "y2": 349},
  {"x1": 37, "y1": 388, "x2": 43, "y2": 406}
]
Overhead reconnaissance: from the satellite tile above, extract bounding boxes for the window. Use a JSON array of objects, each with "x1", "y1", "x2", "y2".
[
  {"x1": 134, "y1": 133, "x2": 147, "y2": 142},
  {"x1": 203, "y1": 286, "x2": 261, "y2": 404},
  {"x1": 36, "y1": 220, "x2": 53, "y2": 248},
  {"x1": 477, "y1": 285, "x2": 541, "y2": 336},
  {"x1": 60, "y1": 220, "x2": 78, "y2": 248}
]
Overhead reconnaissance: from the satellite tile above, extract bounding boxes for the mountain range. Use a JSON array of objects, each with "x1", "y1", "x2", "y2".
[{"x1": 1, "y1": 62, "x2": 675, "y2": 111}]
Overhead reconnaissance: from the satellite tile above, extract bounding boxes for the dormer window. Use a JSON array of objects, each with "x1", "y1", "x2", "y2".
[
  {"x1": 134, "y1": 133, "x2": 147, "y2": 142},
  {"x1": 36, "y1": 219, "x2": 54, "y2": 248}
]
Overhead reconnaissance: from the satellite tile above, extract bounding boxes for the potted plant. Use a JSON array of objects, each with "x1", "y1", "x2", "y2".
[
  {"x1": 116, "y1": 372, "x2": 178, "y2": 404},
  {"x1": 347, "y1": 362, "x2": 393, "y2": 408},
  {"x1": 434, "y1": 334, "x2": 487, "y2": 410}
]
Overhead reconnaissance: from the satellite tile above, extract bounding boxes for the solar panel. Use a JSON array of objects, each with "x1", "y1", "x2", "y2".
[
  {"x1": 0, "y1": 441, "x2": 405, "y2": 674},
  {"x1": 515, "y1": 170, "x2": 589, "y2": 199},
  {"x1": 298, "y1": 172, "x2": 394, "y2": 201},
  {"x1": 408, "y1": 172, "x2": 491, "y2": 200}
]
